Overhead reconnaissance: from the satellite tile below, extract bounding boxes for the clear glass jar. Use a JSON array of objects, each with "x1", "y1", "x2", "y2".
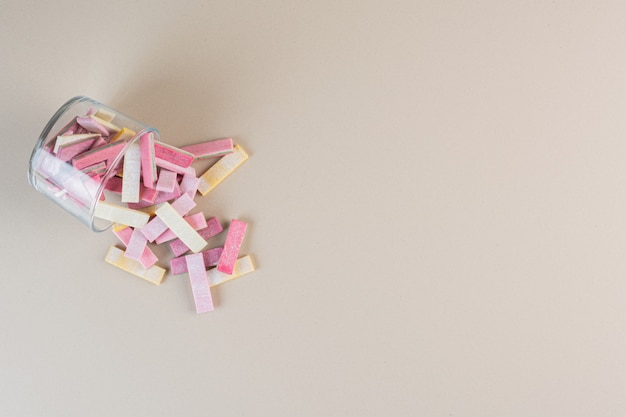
[{"x1": 28, "y1": 96, "x2": 160, "y2": 231}]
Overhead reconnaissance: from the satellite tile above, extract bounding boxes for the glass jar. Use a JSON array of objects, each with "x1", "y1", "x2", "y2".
[{"x1": 28, "y1": 96, "x2": 160, "y2": 231}]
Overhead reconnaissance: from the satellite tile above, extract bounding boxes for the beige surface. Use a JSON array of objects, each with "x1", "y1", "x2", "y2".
[{"x1": 2, "y1": 1, "x2": 626, "y2": 416}]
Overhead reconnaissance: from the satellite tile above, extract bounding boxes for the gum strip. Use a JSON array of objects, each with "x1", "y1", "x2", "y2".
[
  {"x1": 169, "y1": 247, "x2": 223, "y2": 275},
  {"x1": 169, "y1": 217, "x2": 223, "y2": 257},
  {"x1": 139, "y1": 132, "x2": 157, "y2": 189},
  {"x1": 139, "y1": 185, "x2": 158, "y2": 203},
  {"x1": 94, "y1": 201, "x2": 150, "y2": 228},
  {"x1": 207, "y1": 255, "x2": 255, "y2": 287},
  {"x1": 155, "y1": 202, "x2": 207, "y2": 253},
  {"x1": 94, "y1": 108, "x2": 115, "y2": 122},
  {"x1": 76, "y1": 116, "x2": 110, "y2": 136},
  {"x1": 104, "y1": 246, "x2": 165, "y2": 285},
  {"x1": 154, "y1": 142, "x2": 194, "y2": 167},
  {"x1": 152, "y1": 182, "x2": 182, "y2": 204},
  {"x1": 154, "y1": 212, "x2": 207, "y2": 245},
  {"x1": 197, "y1": 145, "x2": 248, "y2": 196},
  {"x1": 71, "y1": 141, "x2": 126, "y2": 170},
  {"x1": 57, "y1": 136, "x2": 99, "y2": 162},
  {"x1": 112, "y1": 226, "x2": 158, "y2": 268},
  {"x1": 121, "y1": 141, "x2": 141, "y2": 203},
  {"x1": 185, "y1": 253, "x2": 214, "y2": 313},
  {"x1": 155, "y1": 157, "x2": 196, "y2": 176},
  {"x1": 181, "y1": 138, "x2": 233, "y2": 159},
  {"x1": 139, "y1": 193, "x2": 196, "y2": 241},
  {"x1": 124, "y1": 228, "x2": 148, "y2": 261},
  {"x1": 155, "y1": 169, "x2": 177, "y2": 192},
  {"x1": 179, "y1": 173, "x2": 200, "y2": 198},
  {"x1": 110, "y1": 127, "x2": 136, "y2": 142},
  {"x1": 53, "y1": 133, "x2": 100, "y2": 154},
  {"x1": 217, "y1": 219, "x2": 247, "y2": 275}
]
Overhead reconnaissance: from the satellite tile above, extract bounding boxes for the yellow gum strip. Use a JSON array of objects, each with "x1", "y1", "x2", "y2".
[
  {"x1": 207, "y1": 255, "x2": 255, "y2": 287},
  {"x1": 197, "y1": 145, "x2": 248, "y2": 196},
  {"x1": 104, "y1": 246, "x2": 165, "y2": 285}
]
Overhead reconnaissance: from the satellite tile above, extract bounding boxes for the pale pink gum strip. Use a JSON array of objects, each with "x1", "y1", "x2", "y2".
[
  {"x1": 152, "y1": 182, "x2": 182, "y2": 204},
  {"x1": 170, "y1": 247, "x2": 223, "y2": 275},
  {"x1": 217, "y1": 219, "x2": 248, "y2": 275},
  {"x1": 112, "y1": 227, "x2": 159, "y2": 269},
  {"x1": 155, "y1": 169, "x2": 177, "y2": 192},
  {"x1": 76, "y1": 116, "x2": 109, "y2": 136},
  {"x1": 185, "y1": 253, "x2": 214, "y2": 313},
  {"x1": 155, "y1": 157, "x2": 196, "y2": 176},
  {"x1": 179, "y1": 173, "x2": 200, "y2": 198},
  {"x1": 124, "y1": 228, "x2": 148, "y2": 261}
]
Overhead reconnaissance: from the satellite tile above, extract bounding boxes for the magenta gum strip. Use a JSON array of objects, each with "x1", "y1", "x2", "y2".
[
  {"x1": 169, "y1": 217, "x2": 223, "y2": 257},
  {"x1": 170, "y1": 247, "x2": 223, "y2": 275}
]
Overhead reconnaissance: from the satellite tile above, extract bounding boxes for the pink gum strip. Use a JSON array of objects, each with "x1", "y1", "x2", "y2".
[
  {"x1": 104, "y1": 176, "x2": 122, "y2": 193},
  {"x1": 181, "y1": 138, "x2": 233, "y2": 159},
  {"x1": 152, "y1": 182, "x2": 182, "y2": 204},
  {"x1": 57, "y1": 137, "x2": 99, "y2": 161},
  {"x1": 124, "y1": 228, "x2": 148, "y2": 261},
  {"x1": 139, "y1": 193, "x2": 196, "y2": 242},
  {"x1": 89, "y1": 137, "x2": 108, "y2": 150},
  {"x1": 185, "y1": 253, "x2": 214, "y2": 313},
  {"x1": 154, "y1": 212, "x2": 208, "y2": 245},
  {"x1": 72, "y1": 141, "x2": 125, "y2": 170},
  {"x1": 179, "y1": 173, "x2": 200, "y2": 198},
  {"x1": 140, "y1": 133, "x2": 157, "y2": 189},
  {"x1": 55, "y1": 119, "x2": 79, "y2": 138},
  {"x1": 217, "y1": 219, "x2": 248, "y2": 275},
  {"x1": 169, "y1": 217, "x2": 223, "y2": 257},
  {"x1": 170, "y1": 247, "x2": 223, "y2": 275},
  {"x1": 112, "y1": 227, "x2": 159, "y2": 269},
  {"x1": 139, "y1": 184, "x2": 158, "y2": 203},
  {"x1": 154, "y1": 142, "x2": 194, "y2": 167}
]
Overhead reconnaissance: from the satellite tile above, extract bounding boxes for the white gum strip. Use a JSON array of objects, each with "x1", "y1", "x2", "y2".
[
  {"x1": 154, "y1": 202, "x2": 207, "y2": 253},
  {"x1": 94, "y1": 201, "x2": 150, "y2": 228},
  {"x1": 121, "y1": 142, "x2": 141, "y2": 203}
]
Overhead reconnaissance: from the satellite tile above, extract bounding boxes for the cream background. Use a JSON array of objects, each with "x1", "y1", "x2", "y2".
[{"x1": 2, "y1": 1, "x2": 626, "y2": 416}]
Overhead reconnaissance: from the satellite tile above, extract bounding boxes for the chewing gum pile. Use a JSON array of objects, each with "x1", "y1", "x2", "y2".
[{"x1": 43, "y1": 107, "x2": 254, "y2": 313}]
